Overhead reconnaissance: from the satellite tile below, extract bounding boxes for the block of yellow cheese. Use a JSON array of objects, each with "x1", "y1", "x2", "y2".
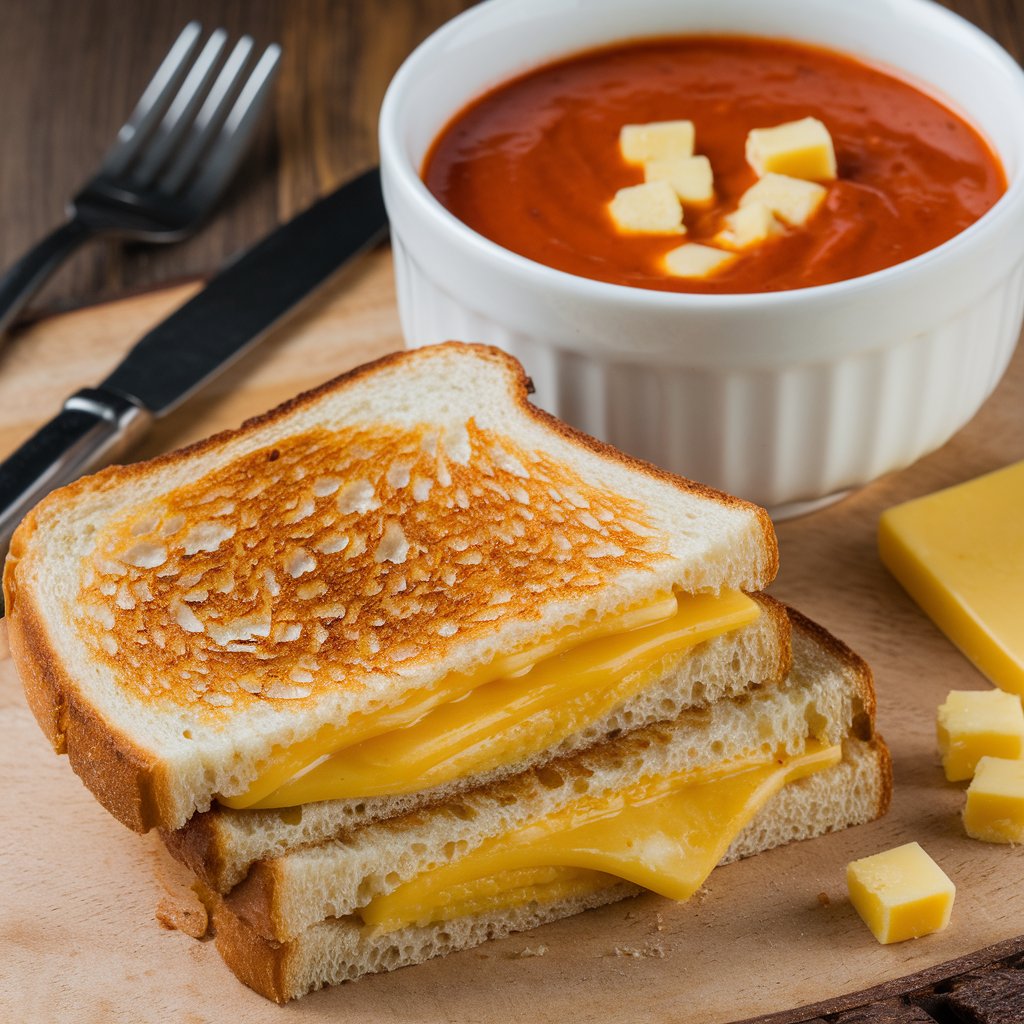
[
  {"x1": 740, "y1": 174, "x2": 827, "y2": 227},
  {"x1": 609, "y1": 181, "x2": 684, "y2": 235},
  {"x1": 878, "y1": 461, "x2": 1024, "y2": 696},
  {"x1": 644, "y1": 154, "x2": 714, "y2": 205},
  {"x1": 746, "y1": 116, "x2": 837, "y2": 181},
  {"x1": 847, "y1": 842, "x2": 955, "y2": 945},
  {"x1": 964, "y1": 756, "x2": 1024, "y2": 843},
  {"x1": 619, "y1": 120, "x2": 695, "y2": 164},
  {"x1": 936, "y1": 689, "x2": 1024, "y2": 782},
  {"x1": 715, "y1": 202, "x2": 782, "y2": 250},
  {"x1": 664, "y1": 243, "x2": 736, "y2": 280}
]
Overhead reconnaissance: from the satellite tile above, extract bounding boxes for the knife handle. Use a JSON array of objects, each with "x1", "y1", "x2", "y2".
[{"x1": 0, "y1": 388, "x2": 151, "y2": 565}]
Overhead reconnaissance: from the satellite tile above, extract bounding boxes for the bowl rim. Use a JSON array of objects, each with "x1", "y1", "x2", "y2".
[{"x1": 379, "y1": 0, "x2": 1024, "y2": 311}]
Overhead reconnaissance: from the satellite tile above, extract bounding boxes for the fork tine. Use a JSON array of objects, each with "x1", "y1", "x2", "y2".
[
  {"x1": 132, "y1": 28, "x2": 229, "y2": 187},
  {"x1": 101, "y1": 21, "x2": 203, "y2": 178},
  {"x1": 185, "y1": 45, "x2": 282, "y2": 208},
  {"x1": 158, "y1": 35, "x2": 256, "y2": 195}
]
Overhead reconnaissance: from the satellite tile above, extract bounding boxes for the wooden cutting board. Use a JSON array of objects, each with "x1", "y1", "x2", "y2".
[{"x1": 1, "y1": 247, "x2": 1023, "y2": 1023}]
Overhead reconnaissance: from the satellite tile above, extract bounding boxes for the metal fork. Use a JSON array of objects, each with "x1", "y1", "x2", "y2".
[{"x1": 0, "y1": 22, "x2": 282, "y2": 336}]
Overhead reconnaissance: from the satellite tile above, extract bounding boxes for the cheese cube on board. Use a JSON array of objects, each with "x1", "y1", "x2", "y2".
[
  {"x1": 878, "y1": 461, "x2": 1024, "y2": 697},
  {"x1": 620, "y1": 120, "x2": 695, "y2": 164},
  {"x1": 715, "y1": 202, "x2": 782, "y2": 250},
  {"x1": 664, "y1": 243, "x2": 736, "y2": 279},
  {"x1": 740, "y1": 174, "x2": 826, "y2": 227},
  {"x1": 936, "y1": 689, "x2": 1024, "y2": 782},
  {"x1": 964, "y1": 756, "x2": 1024, "y2": 843},
  {"x1": 847, "y1": 843, "x2": 955, "y2": 945},
  {"x1": 644, "y1": 154, "x2": 714, "y2": 205},
  {"x1": 746, "y1": 117, "x2": 837, "y2": 181},
  {"x1": 609, "y1": 182, "x2": 684, "y2": 235}
]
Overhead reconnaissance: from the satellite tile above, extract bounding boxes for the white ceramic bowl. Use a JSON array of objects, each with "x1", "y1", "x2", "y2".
[{"x1": 380, "y1": 0, "x2": 1024, "y2": 517}]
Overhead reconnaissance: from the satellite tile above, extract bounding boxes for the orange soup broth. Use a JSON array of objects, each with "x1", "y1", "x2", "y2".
[{"x1": 423, "y1": 36, "x2": 1006, "y2": 294}]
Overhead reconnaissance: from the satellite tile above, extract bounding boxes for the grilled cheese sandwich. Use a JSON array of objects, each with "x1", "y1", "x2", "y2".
[{"x1": 5, "y1": 344, "x2": 889, "y2": 1003}]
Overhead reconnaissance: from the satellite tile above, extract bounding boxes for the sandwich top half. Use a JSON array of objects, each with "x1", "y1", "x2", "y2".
[{"x1": 4, "y1": 343, "x2": 778, "y2": 833}]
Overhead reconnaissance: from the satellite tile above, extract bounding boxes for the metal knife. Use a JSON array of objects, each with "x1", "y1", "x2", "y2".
[{"x1": 0, "y1": 166, "x2": 388, "y2": 573}]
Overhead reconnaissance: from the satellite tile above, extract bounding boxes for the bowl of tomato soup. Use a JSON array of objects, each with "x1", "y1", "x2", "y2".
[{"x1": 379, "y1": 0, "x2": 1024, "y2": 516}]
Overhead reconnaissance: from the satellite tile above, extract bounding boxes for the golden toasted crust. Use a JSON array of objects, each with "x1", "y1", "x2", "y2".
[
  {"x1": 5, "y1": 557, "x2": 167, "y2": 832},
  {"x1": 159, "y1": 817, "x2": 227, "y2": 892},
  {"x1": 75, "y1": 422, "x2": 667, "y2": 713},
  {"x1": 223, "y1": 860, "x2": 286, "y2": 941},
  {"x1": 875, "y1": 734, "x2": 894, "y2": 819},
  {"x1": 204, "y1": 884, "x2": 293, "y2": 1005},
  {"x1": 5, "y1": 343, "x2": 777, "y2": 833}
]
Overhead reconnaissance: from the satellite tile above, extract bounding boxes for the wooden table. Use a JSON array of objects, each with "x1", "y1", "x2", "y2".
[{"x1": 0, "y1": 0, "x2": 1020, "y2": 318}]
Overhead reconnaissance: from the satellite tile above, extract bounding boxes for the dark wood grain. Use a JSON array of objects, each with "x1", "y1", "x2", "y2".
[
  {"x1": 0, "y1": 1, "x2": 1019, "y2": 318},
  {"x1": 0, "y1": 0, "x2": 475, "y2": 317},
  {"x1": 737, "y1": 937, "x2": 1024, "y2": 1024}
]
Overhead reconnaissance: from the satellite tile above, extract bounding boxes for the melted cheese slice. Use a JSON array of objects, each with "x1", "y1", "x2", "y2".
[
  {"x1": 361, "y1": 743, "x2": 842, "y2": 933},
  {"x1": 221, "y1": 590, "x2": 759, "y2": 809}
]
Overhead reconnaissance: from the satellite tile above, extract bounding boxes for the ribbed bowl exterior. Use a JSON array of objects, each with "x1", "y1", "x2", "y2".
[{"x1": 394, "y1": 236, "x2": 1024, "y2": 513}]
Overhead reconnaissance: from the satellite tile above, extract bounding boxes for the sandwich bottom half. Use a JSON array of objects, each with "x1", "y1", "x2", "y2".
[
  {"x1": 205, "y1": 737, "x2": 888, "y2": 1004},
  {"x1": 187, "y1": 610, "x2": 891, "y2": 1003}
]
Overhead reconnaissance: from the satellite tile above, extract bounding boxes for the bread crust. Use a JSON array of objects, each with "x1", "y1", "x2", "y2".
[
  {"x1": 204, "y1": 884, "x2": 293, "y2": 1005},
  {"x1": 5, "y1": 343, "x2": 778, "y2": 834},
  {"x1": 875, "y1": 733, "x2": 894, "y2": 819},
  {"x1": 5, "y1": 556, "x2": 167, "y2": 832}
]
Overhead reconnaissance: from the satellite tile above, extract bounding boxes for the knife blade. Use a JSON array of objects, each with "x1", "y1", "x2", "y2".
[{"x1": 0, "y1": 166, "x2": 388, "y2": 576}]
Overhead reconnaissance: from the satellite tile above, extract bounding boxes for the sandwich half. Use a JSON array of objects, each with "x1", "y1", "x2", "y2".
[
  {"x1": 197, "y1": 609, "x2": 890, "y2": 1002},
  {"x1": 5, "y1": 343, "x2": 778, "y2": 834}
]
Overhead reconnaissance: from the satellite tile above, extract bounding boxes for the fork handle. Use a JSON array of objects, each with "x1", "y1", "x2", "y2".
[{"x1": 0, "y1": 217, "x2": 95, "y2": 335}]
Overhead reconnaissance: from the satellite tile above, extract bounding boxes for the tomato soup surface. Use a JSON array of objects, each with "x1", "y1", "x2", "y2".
[{"x1": 423, "y1": 36, "x2": 1005, "y2": 294}]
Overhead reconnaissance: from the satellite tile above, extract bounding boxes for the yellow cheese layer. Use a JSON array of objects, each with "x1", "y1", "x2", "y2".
[
  {"x1": 221, "y1": 590, "x2": 759, "y2": 809},
  {"x1": 360, "y1": 742, "x2": 841, "y2": 934}
]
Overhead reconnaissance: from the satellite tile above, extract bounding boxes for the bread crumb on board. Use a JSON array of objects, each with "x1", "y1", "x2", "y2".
[
  {"x1": 509, "y1": 945, "x2": 548, "y2": 959},
  {"x1": 155, "y1": 895, "x2": 209, "y2": 939},
  {"x1": 611, "y1": 944, "x2": 666, "y2": 959}
]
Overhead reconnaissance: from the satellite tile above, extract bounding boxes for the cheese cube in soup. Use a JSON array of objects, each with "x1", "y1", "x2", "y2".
[
  {"x1": 619, "y1": 120, "x2": 695, "y2": 164},
  {"x1": 664, "y1": 243, "x2": 735, "y2": 279},
  {"x1": 740, "y1": 174, "x2": 827, "y2": 227},
  {"x1": 609, "y1": 182, "x2": 684, "y2": 234},
  {"x1": 715, "y1": 202, "x2": 782, "y2": 250},
  {"x1": 644, "y1": 155, "x2": 714, "y2": 205},
  {"x1": 746, "y1": 117, "x2": 837, "y2": 181}
]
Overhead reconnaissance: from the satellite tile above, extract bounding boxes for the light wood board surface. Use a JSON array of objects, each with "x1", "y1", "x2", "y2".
[{"x1": 1, "y1": 246, "x2": 1022, "y2": 1023}]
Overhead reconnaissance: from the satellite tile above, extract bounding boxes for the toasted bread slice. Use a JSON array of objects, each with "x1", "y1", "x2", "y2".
[
  {"x1": 4, "y1": 344, "x2": 776, "y2": 833},
  {"x1": 205, "y1": 735, "x2": 891, "y2": 1002},
  {"x1": 165, "y1": 593, "x2": 791, "y2": 892},
  {"x1": 198, "y1": 607, "x2": 879, "y2": 944}
]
